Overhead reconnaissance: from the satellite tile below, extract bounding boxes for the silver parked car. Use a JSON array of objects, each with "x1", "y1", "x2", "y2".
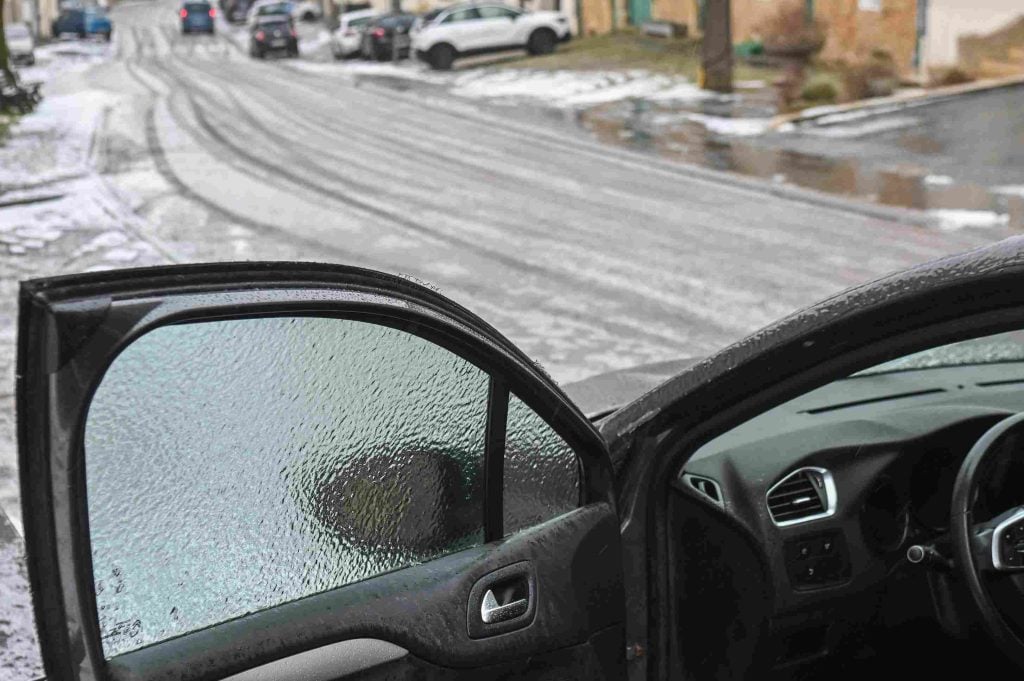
[{"x1": 4, "y1": 22, "x2": 35, "y2": 66}]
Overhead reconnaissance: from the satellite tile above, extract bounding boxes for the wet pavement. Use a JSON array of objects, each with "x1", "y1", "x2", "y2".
[{"x1": 581, "y1": 84, "x2": 1024, "y2": 228}]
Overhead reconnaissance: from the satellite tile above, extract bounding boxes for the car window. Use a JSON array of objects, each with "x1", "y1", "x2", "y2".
[
  {"x1": 349, "y1": 16, "x2": 373, "y2": 28},
  {"x1": 257, "y1": 2, "x2": 289, "y2": 14},
  {"x1": 85, "y1": 317, "x2": 489, "y2": 658},
  {"x1": 477, "y1": 6, "x2": 519, "y2": 19},
  {"x1": 442, "y1": 7, "x2": 481, "y2": 23},
  {"x1": 503, "y1": 393, "x2": 580, "y2": 535},
  {"x1": 184, "y1": 2, "x2": 211, "y2": 11},
  {"x1": 5, "y1": 24, "x2": 30, "y2": 38}
]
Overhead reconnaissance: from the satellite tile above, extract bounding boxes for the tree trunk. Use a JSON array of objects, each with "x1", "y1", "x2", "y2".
[{"x1": 700, "y1": 0, "x2": 732, "y2": 93}]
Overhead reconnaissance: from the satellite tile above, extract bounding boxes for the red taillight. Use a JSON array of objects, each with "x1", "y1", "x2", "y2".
[
  {"x1": 255, "y1": 30, "x2": 265, "y2": 40},
  {"x1": 289, "y1": 27, "x2": 297, "y2": 37},
  {"x1": 372, "y1": 27, "x2": 385, "y2": 38},
  {"x1": 180, "y1": 8, "x2": 187, "y2": 17},
  {"x1": 209, "y1": 7, "x2": 216, "y2": 16}
]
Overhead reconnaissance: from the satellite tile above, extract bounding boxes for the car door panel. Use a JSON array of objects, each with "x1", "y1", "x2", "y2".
[
  {"x1": 18, "y1": 263, "x2": 625, "y2": 681},
  {"x1": 106, "y1": 505, "x2": 622, "y2": 681}
]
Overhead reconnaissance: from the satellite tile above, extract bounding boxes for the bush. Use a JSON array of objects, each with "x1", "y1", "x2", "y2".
[
  {"x1": 800, "y1": 77, "x2": 838, "y2": 103},
  {"x1": 840, "y1": 51, "x2": 898, "y2": 100},
  {"x1": 761, "y1": 5, "x2": 827, "y2": 59},
  {"x1": 933, "y1": 67, "x2": 973, "y2": 86}
]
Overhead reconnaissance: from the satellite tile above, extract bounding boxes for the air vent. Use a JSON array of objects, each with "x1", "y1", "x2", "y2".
[
  {"x1": 681, "y1": 474, "x2": 724, "y2": 508},
  {"x1": 766, "y1": 468, "x2": 836, "y2": 526}
]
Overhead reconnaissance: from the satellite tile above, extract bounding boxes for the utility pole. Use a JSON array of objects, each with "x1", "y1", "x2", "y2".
[{"x1": 700, "y1": 0, "x2": 732, "y2": 93}]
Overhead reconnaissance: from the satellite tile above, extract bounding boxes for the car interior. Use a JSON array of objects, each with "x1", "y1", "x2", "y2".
[{"x1": 666, "y1": 329, "x2": 1024, "y2": 679}]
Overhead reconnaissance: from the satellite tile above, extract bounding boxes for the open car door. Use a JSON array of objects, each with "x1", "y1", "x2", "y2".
[{"x1": 17, "y1": 263, "x2": 625, "y2": 681}]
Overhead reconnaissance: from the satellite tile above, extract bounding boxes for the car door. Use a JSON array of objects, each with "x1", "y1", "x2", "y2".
[
  {"x1": 17, "y1": 263, "x2": 626, "y2": 681},
  {"x1": 472, "y1": 6, "x2": 521, "y2": 49},
  {"x1": 437, "y1": 7, "x2": 482, "y2": 52}
]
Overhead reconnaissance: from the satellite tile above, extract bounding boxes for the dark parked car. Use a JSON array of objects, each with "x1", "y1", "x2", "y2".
[
  {"x1": 51, "y1": 6, "x2": 113, "y2": 41},
  {"x1": 180, "y1": 0, "x2": 216, "y2": 34},
  {"x1": 249, "y1": 15, "x2": 297, "y2": 58},
  {"x1": 360, "y1": 12, "x2": 416, "y2": 61}
]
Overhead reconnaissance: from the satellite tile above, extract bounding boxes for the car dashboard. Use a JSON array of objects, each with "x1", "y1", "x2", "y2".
[{"x1": 671, "y1": 362, "x2": 1024, "y2": 675}]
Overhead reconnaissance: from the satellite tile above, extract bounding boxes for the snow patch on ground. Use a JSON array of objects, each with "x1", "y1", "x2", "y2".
[
  {"x1": 930, "y1": 209, "x2": 1010, "y2": 231},
  {"x1": 687, "y1": 113, "x2": 772, "y2": 137},
  {"x1": 0, "y1": 89, "x2": 123, "y2": 189},
  {"x1": 800, "y1": 115, "x2": 918, "y2": 139},
  {"x1": 923, "y1": 175, "x2": 955, "y2": 186},
  {"x1": 450, "y1": 69, "x2": 717, "y2": 108},
  {"x1": 992, "y1": 185, "x2": 1024, "y2": 197},
  {"x1": 17, "y1": 38, "x2": 114, "y2": 83}
]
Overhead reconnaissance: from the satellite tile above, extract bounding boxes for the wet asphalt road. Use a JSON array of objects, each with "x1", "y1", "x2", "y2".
[{"x1": 0, "y1": 0, "x2": 1017, "y2": 677}]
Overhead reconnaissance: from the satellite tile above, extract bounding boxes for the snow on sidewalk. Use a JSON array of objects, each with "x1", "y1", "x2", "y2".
[
  {"x1": 0, "y1": 43, "x2": 170, "y2": 539},
  {"x1": 449, "y1": 69, "x2": 717, "y2": 108}
]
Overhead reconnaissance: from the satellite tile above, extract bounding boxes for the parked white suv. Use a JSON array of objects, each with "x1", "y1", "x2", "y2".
[
  {"x1": 330, "y1": 8, "x2": 377, "y2": 59},
  {"x1": 411, "y1": 2, "x2": 570, "y2": 70}
]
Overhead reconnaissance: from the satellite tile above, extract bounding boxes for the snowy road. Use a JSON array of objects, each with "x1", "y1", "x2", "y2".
[
  {"x1": 93, "y1": 1, "x2": 1011, "y2": 382},
  {"x1": 0, "y1": 0, "x2": 1017, "y2": 677}
]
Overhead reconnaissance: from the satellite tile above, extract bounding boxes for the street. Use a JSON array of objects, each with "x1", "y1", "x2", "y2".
[{"x1": 0, "y1": 0, "x2": 1018, "y2": 676}]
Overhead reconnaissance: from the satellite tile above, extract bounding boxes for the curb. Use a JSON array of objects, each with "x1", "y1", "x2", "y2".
[{"x1": 769, "y1": 73, "x2": 1024, "y2": 130}]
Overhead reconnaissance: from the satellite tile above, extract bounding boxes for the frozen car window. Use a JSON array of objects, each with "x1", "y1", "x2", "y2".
[
  {"x1": 503, "y1": 393, "x2": 580, "y2": 535},
  {"x1": 5, "y1": 24, "x2": 30, "y2": 38},
  {"x1": 85, "y1": 317, "x2": 488, "y2": 658}
]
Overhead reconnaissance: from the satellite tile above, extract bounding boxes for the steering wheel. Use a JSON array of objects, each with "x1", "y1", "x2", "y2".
[{"x1": 952, "y1": 411, "x2": 1024, "y2": 666}]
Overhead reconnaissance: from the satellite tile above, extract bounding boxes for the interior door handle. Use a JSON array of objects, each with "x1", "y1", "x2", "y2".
[{"x1": 480, "y1": 588, "x2": 529, "y2": 624}]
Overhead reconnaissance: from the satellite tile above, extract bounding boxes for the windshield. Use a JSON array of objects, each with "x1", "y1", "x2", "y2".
[
  {"x1": 857, "y1": 330, "x2": 1024, "y2": 376},
  {"x1": 257, "y1": 2, "x2": 289, "y2": 14},
  {"x1": 5, "y1": 24, "x2": 30, "y2": 38}
]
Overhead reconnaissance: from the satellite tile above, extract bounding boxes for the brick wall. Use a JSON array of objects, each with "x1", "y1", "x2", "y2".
[
  {"x1": 650, "y1": 0, "x2": 698, "y2": 30},
  {"x1": 816, "y1": 0, "x2": 919, "y2": 72}
]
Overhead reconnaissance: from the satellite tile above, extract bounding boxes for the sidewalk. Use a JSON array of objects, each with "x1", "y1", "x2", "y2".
[{"x1": 0, "y1": 41, "x2": 169, "y2": 537}]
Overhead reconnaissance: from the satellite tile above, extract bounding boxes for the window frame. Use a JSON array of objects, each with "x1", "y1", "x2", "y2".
[
  {"x1": 19, "y1": 265, "x2": 606, "y2": 678},
  {"x1": 476, "y1": 5, "x2": 521, "y2": 20}
]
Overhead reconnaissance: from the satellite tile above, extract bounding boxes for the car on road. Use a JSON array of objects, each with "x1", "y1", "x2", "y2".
[
  {"x1": 3, "y1": 22, "x2": 35, "y2": 66},
  {"x1": 17, "y1": 242, "x2": 1024, "y2": 681},
  {"x1": 329, "y1": 8, "x2": 376, "y2": 59},
  {"x1": 180, "y1": 0, "x2": 216, "y2": 34},
  {"x1": 246, "y1": 0, "x2": 321, "y2": 25},
  {"x1": 247, "y1": 0, "x2": 291, "y2": 25},
  {"x1": 359, "y1": 12, "x2": 416, "y2": 62},
  {"x1": 412, "y1": 2, "x2": 570, "y2": 70},
  {"x1": 249, "y1": 14, "x2": 298, "y2": 58},
  {"x1": 51, "y1": 6, "x2": 113, "y2": 41},
  {"x1": 226, "y1": 0, "x2": 254, "y2": 22}
]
